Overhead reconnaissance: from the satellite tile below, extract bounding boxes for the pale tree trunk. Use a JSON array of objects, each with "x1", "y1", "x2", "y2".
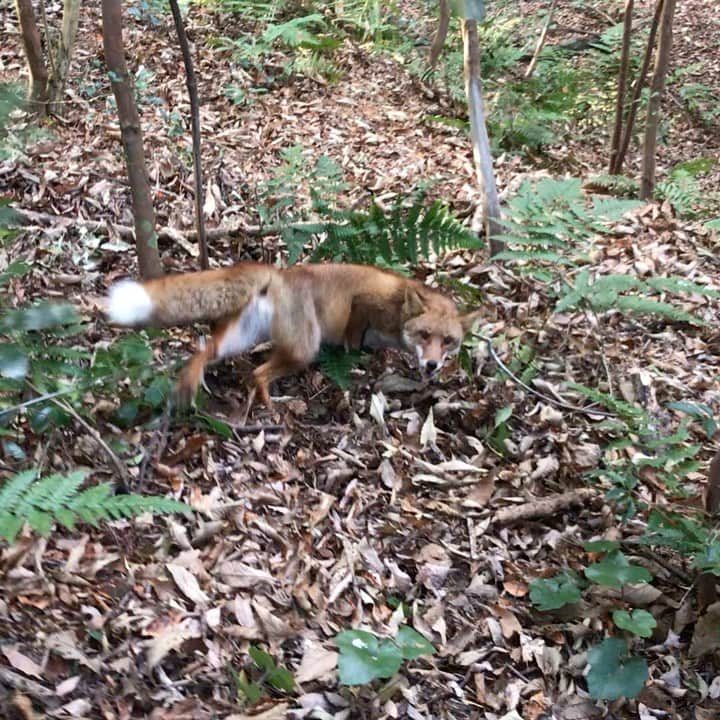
[
  {"x1": 614, "y1": 0, "x2": 664, "y2": 174},
  {"x1": 525, "y1": 0, "x2": 557, "y2": 79},
  {"x1": 640, "y1": 0, "x2": 676, "y2": 200},
  {"x1": 609, "y1": 0, "x2": 633, "y2": 173},
  {"x1": 428, "y1": 0, "x2": 450, "y2": 69},
  {"x1": 13, "y1": 0, "x2": 49, "y2": 116},
  {"x1": 462, "y1": 19, "x2": 503, "y2": 257},
  {"x1": 48, "y1": 0, "x2": 83, "y2": 115},
  {"x1": 101, "y1": 0, "x2": 163, "y2": 279}
]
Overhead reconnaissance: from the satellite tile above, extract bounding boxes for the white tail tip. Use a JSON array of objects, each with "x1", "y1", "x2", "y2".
[{"x1": 106, "y1": 279, "x2": 154, "y2": 325}]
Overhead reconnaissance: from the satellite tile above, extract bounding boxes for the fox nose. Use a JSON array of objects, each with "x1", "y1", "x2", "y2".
[{"x1": 425, "y1": 361, "x2": 438, "y2": 375}]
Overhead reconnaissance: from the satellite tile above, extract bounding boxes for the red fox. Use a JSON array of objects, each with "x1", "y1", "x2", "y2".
[{"x1": 106, "y1": 263, "x2": 480, "y2": 407}]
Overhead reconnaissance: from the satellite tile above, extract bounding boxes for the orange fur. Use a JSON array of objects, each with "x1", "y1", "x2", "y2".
[{"x1": 106, "y1": 262, "x2": 480, "y2": 407}]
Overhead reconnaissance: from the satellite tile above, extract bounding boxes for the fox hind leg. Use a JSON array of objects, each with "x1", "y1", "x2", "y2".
[{"x1": 175, "y1": 294, "x2": 273, "y2": 406}]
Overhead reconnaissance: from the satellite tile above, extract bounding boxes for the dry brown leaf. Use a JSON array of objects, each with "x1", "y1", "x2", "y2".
[
  {"x1": 166, "y1": 563, "x2": 210, "y2": 605},
  {"x1": 294, "y1": 641, "x2": 338, "y2": 684},
  {"x1": 1, "y1": 647, "x2": 43, "y2": 679}
]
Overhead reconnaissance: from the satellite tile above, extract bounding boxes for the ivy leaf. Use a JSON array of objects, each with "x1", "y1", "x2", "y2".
[
  {"x1": 584, "y1": 551, "x2": 652, "y2": 587},
  {"x1": 529, "y1": 572, "x2": 581, "y2": 610},
  {"x1": 612, "y1": 609, "x2": 657, "y2": 638},
  {"x1": 394, "y1": 626, "x2": 435, "y2": 660},
  {"x1": 335, "y1": 630, "x2": 403, "y2": 685},
  {"x1": 586, "y1": 638, "x2": 648, "y2": 700}
]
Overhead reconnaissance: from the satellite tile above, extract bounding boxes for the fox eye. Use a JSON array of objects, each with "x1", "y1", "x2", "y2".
[
  {"x1": 443, "y1": 336, "x2": 455, "y2": 346},
  {"x1": 419, "y1": 330, "x2": 430, "y2": 341}
]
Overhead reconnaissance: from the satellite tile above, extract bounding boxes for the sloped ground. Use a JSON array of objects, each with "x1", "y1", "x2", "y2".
[{"x1": 1, "y1": 1, "x2": 720, "y2": 718}]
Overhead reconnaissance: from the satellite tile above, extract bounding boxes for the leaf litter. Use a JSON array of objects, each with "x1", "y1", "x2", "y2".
[{"x1": 1, "y1": 0, "x2": 720, "y2": 718}]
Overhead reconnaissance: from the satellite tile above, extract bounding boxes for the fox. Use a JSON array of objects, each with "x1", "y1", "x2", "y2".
[{"x1": 105, "y1": 262, "x2": 481, "y2": 408}]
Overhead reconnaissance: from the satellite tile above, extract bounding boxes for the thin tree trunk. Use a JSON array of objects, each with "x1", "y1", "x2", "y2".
[
  {"x1": 13, "y1": 0, "x2": 49, "y2": 116},
  {"x1": 428, "y1": 0, "x2": 450, "y2": 69},
  {"x1": 525, "y1": 0, "x2": 557, "y2": 79},
  {"x1": 615, "y1": 0, "x2": 664, "y2": 174},
  {"x1": 609, "y1": 0, "x2": 633, "y2": 173},
  {"x1": 101, "y1": 0, "x2": 163, "y2": 279},
  {"x1": 48, "y1": 0, "x2": 83, "y2": 115},
  {"x1": 462, "y1": 19, "x2": 503, "y2": 257},
  {"x1": 168, "y1": 0, "x2": 209, "y2": 271},
  {"x1": 640, "y1": 0, "x2": 675, "y2": 200}
]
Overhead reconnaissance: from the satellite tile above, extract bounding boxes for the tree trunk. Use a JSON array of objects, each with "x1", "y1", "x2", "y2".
[
  {"x1": 640, "y1": 0, "x2": 675, "y2": 200},
  {"x1": 428, "y1": 0, "x2": 450, "y2": 69},
  {"x1": 101, "y1": 0, "x2": 163, "y2": 279},
  {"x1": 48, "y1": 0, "x2": 83, "y2": 116},
  {"x1": 13, "y1": 0, "x2": 49, "y2": 116},
  {"x1": 168, "y1": 0, "x2": 209, "y2": 271},
  {"x1": 462, "y1": 19, "x2": 503, "y2": 257},
  {"x1": 615, "y1": 0, "x2": 664, "y2": 174},
  {"x1": 609, "y1": 0, "x2": 633, "y2": 173}
]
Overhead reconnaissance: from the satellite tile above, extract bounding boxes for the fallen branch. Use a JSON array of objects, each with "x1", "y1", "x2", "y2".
[
  {"x1": 10, "y1": 207, "x2": 264, "y2": 248},
  {"x1": 494, "y1": 488, "x2": 598, "y2": 524},
  {"x1": 525, "y1": 0, "x2": 558, "y2": 79}
]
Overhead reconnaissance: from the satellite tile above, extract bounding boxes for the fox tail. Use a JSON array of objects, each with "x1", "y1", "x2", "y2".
[{"x1": 105, "y1": 265, "x2": 276, "y2": 328}]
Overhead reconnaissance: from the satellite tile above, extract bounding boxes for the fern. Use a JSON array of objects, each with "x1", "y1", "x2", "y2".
[
  {"x1": 317, "y1": 346, "x2": 365, "y2": 390},
  {"x1": 0, "y1": 469, "x2": 190, "y2": 543},
  {"x1": 566, "y1": 383, "x2": 648, "y2": 428}
]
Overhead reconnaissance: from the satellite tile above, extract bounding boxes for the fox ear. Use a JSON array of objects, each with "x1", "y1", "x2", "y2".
[
  {"x1": 459, "y1": 309, "x2": 482, "y2": 334},
  {"x1": 403, "y1": 287, "x2": 426, "y2": 317}
]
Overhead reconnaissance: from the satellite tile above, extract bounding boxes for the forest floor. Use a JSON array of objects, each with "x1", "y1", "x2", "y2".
[{"x1": 1, "y1": 0, "x2": 720, "y2": 718}]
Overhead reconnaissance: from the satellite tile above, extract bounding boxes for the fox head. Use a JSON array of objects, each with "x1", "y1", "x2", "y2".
[{"x1": 401, "y1": 287, "x2": 481, "y2": 377}]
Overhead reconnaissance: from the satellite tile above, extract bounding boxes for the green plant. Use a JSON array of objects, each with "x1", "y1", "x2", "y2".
[
  {"x1": 530, "y1": 545, "x2": 653, "y2": 700},
  {"x1": 230, "y1": 645, "x2": 294, "y2": 702},
  {"x1": 586, "y1": 638, "x2": 648, "y2": 701},
  {"x1": 317, "y1": 346, "x2": 365, "y2": 390},
  {"x1": 0, "y1": 298, "x2": 173, "y2": 437},
  {"x1": 0, "y1": 469, "x2": 190, "y2": 543},
  {"x1": 334, "y1": 625, "x2": 435, "y2": 685},
  {"x1": 654, "y1": 157, "x2": 718, "y2": 219}
]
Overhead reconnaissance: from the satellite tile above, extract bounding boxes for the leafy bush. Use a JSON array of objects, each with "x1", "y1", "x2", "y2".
[{"x1": 0, "y1": 469, "x2": 189, "y2": 543}]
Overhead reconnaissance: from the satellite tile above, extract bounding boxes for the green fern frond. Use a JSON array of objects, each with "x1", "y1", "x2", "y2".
[
  {"x1": 0, "y1": 469, "x2": 191, "y2": 543},
  {"x1": 567, "y1": 383, "x2": 648, "y2": 427},
  {"x1": 614, "y1": 296, "x2": 703, "y2": 325},
  {"x1": 317, "y1": 346, "x2": 364, "y2": 390},
  {"x1": 645, "y1": 277, "x2": 720, "y2": 299}
]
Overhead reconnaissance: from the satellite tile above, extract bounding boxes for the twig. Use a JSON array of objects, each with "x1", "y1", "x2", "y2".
[
  {"x1": 52, "y1": 398, "x2": 130, "y2": 482},
  {"x1": 10, "y1": 207, "x2": 263, "y2": 243},
  {"x1": 167, "y1": 0, "x2": 208, "y2": 270},
  {"x1": 136, "y1": 403, "x2": 173, "y2": 490},
  {"x1": 494, "y1": 488, "x2": 598, "y2": 524},
  {"x1": 525, "y1": 0, "x2": 558, "y2": 79},
  {"x1": 1, "y1": 387, "x2": 75, "y2": 417},
  {"x1": 475, "y1": 334, "x2": 615, "y2": 418}
]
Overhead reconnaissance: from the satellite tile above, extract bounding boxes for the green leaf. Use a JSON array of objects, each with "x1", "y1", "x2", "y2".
[
  {"x1": 394, "y1": 626, "x2": 435, "y2": 660},
  {"x1": 529, "y1": 572, "x2": 581, "y2": 611},
  {"x1": 584, "y1": 551, "x2": 652, "y2": 588},
  {"x1": 267, "y1": 666, "x2": 294, "y2": 692},
  {"x1": 586, "y1": 638, "x2": 648, "y2": 700},
  {"x1": 230, "y1": 667, "x2": 263, "y2": 703},
  {"x1": 583, "y1": 540, "x2": 621, "y2": 553},
  {"x1": 493, "y1": 405, "x2": 513, "y2": 429},
  {"x1": 335, "y1": 629, "x2": 403, "y2": 685},
  {"x1": 612, "y1": 609, "x2": 657, "y2": 638},
  {"x1": 249, "y1": 646, "x2": 276, "y2": 673},
  {"x1": 0, "y1": 344, "x2": 28, "y2": 379}
]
